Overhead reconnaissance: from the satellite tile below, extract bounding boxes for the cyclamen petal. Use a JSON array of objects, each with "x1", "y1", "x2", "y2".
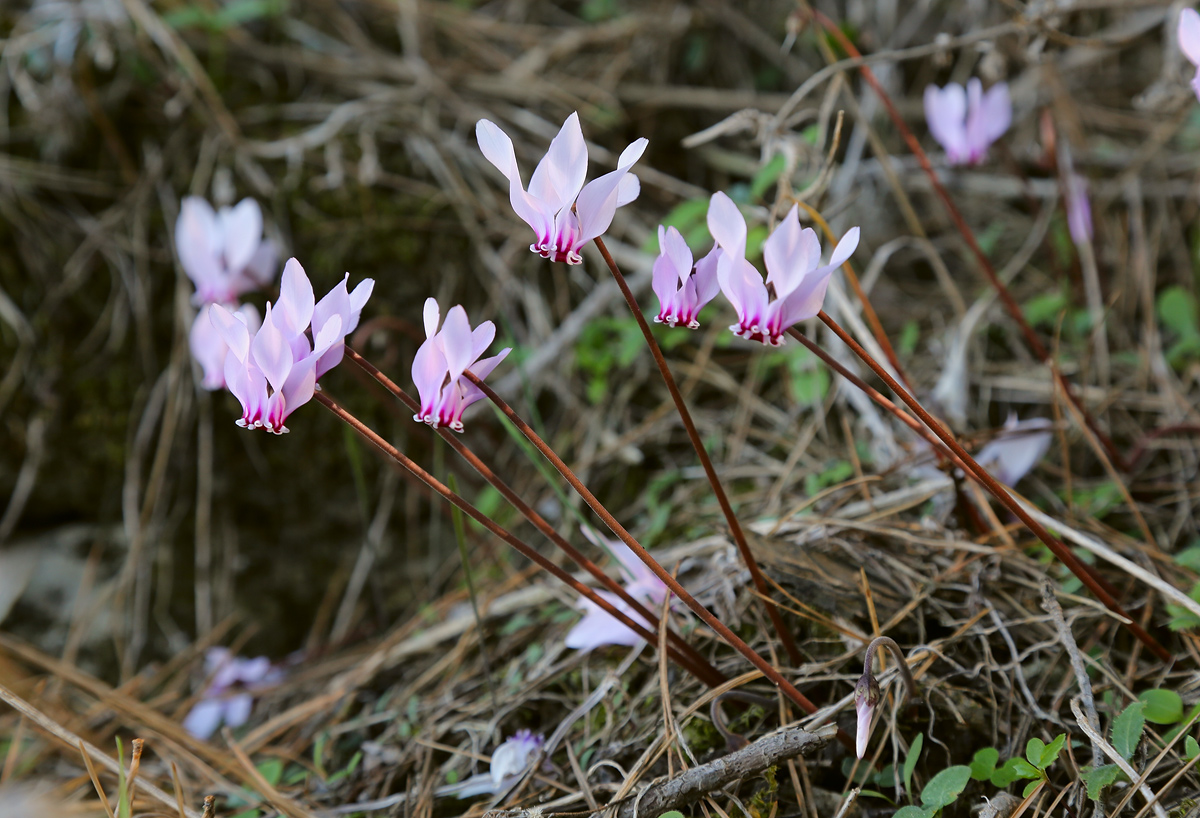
[
  {"x1": 707, "y1": 192, "x2": 859, "y2": 346},
  {"x1": 1182, "y1": 9, "x2": 1200, "y2": 100},
  {"x1": 476, "y1": 113, "x2": 647, "y2": 264},
  {"x1": 924, "y1": 79, "x2": 1010, "y2": 165},
  {"x1": 176, "y1": 197, "x2": 278, "y2": 305},
  {"x1": 411, "y1": 300, "x2": 510, "y2": 432},
  {"x1": 651, "y1": 226, "x2": 721, "y2": 329}
]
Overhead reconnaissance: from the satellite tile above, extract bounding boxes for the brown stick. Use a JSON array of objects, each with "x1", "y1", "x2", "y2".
[
  {"x1": 458, "y1": 370, "x2": 856, "y2": 752},
  {"x1": 314, "y1": 392, "x2": 713, "y2": 681},
  {"x1": 592, "y1": 236, "x2": 804, "y2": 667},
  {"x1": 810, "y1": 11, "x2": 1127, "y2": 470},
  {"x1": 815, "y1": 311, "x2": 1170, "y2": 662},
  {"x1": 344, "y1": 347, "x2": 725, "y2": 687}
]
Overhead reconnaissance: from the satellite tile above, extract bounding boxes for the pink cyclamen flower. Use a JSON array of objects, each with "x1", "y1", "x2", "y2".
[
  {"x1": 565, "y1": 529, "x2": 669, "y2": 652},
  {"x1": 1066, "y1": 173, "x2": 1092, "y2": 246},
  {"x1": 705, "y1": 192, "x2": 859, "y2": 346},
  {"x1": 190, "y1": 303, "x2": 260, "y2": 391},
  {"x1": 1181, "y1": 9, "x2": 1200, "y2": 101},
  {"x1": 183, "y1": 648, "x2": 282, "y2": 740},
  {"x1": 923, "y1": 79, "x2": 1011, "y2": 166},
  {"x1": 476, "y1": 112, "x2": 647, "y2": 264},
  {"x1": 176, "y1": 197, "x2": 278, "y2": 305},
  {"x1": 451, "y1": 730, "x2": 545, "y2": 799},
  {"x1": 651, "y1": 225, "x2": 721, "y2": 329},
  {"x1": 973, "y1": 415, "x2": 1053, "y2": 486},
  {"x1": 211, "y1": 258, "x2": 374, "y2": 433},
  {"x1": 411, "y1": 298, "x2": 511, "y2": 433}
]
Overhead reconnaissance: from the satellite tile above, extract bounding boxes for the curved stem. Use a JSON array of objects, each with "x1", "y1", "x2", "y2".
[
  {"x1": 344, "y1": 347, "x2": 725, "y2": 687},
  {"x1": 862, "y1": 636, "x2": 916, "y2": 702},
  {"x1": 592, "y1": 236, "x2": 804, "y2": 667},
  {"x1": 460, "y1": 369, "x2": 857, "y2": 753},
  {"x1": 816, "y1": 310, "x2": 1171, "y2": 663},
  {"x1": 314, "y1": 391, "x2": 713, "y2": 682}
]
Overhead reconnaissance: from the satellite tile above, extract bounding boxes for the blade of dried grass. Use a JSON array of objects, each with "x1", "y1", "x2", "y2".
[
  {"x1": 78, "y1": 740, "x2": 117, "y2": 818},
  {"x1": 221, "y1": 727, "x2": 318, "y2": 818}
]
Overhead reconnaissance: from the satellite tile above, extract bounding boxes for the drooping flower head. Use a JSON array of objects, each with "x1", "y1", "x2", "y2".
[
  {"x1": 211, "y1": 259, "x2": 374, "y2": 433},
  {"x1": 923, "y1": 79, "x2": 1011, "y2": 166},
  {"x1": 451, "y1": 730, "x2": 546, "y2": 799},
  {"x1": 190, "y1": 303, "x2": 260, "y2": 391},
  {"x1": 972, "y1": 415, "x2": 1053, "y2": 487},
  {"x1": 564, "y1": 528, "x2": 669, "y2": 652},
  {"x1": 651, "y1": 225, "x2": 721, "y2": 329},
  {"x1": 705, "y1": 192, "x2": 859, "y2": 346},
  {"x1": 1181, "y1": 9, "x2": 1200, "y2": 101},
  {"x1": 1065, "y1": 173, "x2": 1092, "y2": 247},
  {"x1": 476, "y1": 112, "x2": 647, "y2": 264},
  {"x1": 176, "y1": 197, "x2": 278, "y2": 305},
  {"x1": 411, "y1": 299, "x2": 511, "y2": 433},
  {"x1": 183, "y1": 647, "x2": 282, "y2": 740},
  {"x1": 853, "y1": 671, "x2": 881, "y2": 759}
]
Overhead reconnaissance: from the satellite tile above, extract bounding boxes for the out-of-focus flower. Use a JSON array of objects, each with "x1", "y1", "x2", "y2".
[
  {"x1": 651, "y1": 225, "x2": 721, "y2": 329},
  {"x1": 476, "y1": 112, "x2": 647, "y2": 264},
  {"x1": 1181, "y1": 9, "x2": 1200, "y2": 101},
  {"x1": 706, "y1": 192, "x2": 859, "y2": 346},
  {"x1": 1066, "y1": 174, "x2": 1092, "y2": 246},
  {"x1": 923, "y1": 79, "x2": 1011, "y2": 166},
  {"x1": 565, "y1": 529, "x2": 669, "y2": 651},
  {"x1": 176, "y1": 197, "x2": 278, "y2": 306},
  {"x1": 411, "y1": 298, "x2": 510, "y2": 433},
  {"x1": 451, "y1": 730, "x2": 545, "y2": 799},
  {"x1": 190, "y1": 303, "x2": 260, "y2": 391},
  {"x1": 183, "y1": 648, "x2": 281, "y2": 740},
  {"x1": 973, "y1": 415, "x2": 1053, "y2": 486},
  {"x1": 853, "y1": 671, "x2": 880, "y2": 759},
  {"x1": 211, "y1": 259, "x2": 373, "y2": 433}
]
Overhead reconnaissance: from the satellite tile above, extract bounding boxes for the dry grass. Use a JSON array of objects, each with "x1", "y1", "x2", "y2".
[{"x1": 2, "y1": 0, "x2": 1200, "y2": 816}]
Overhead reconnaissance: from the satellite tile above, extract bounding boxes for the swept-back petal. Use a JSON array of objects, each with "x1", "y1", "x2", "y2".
[
  {"x1": 422, "y1": 297, "x2": 440, "y2": 338},
  {"x1": 692, "y1": 245, "x2": 722, "y2": 305},
  {"x1": 279, "y1": 355, "x2": 318, "y2": 423},
  {"x1": 476, "y1": 119, "x2": 554, "y2": 239},
  {"x1": 347, "y1": 278, "x2": 374, "y2": 330},
  {"x1": 616, "y1": 174, "x2": 640, "y2": 207},
  {"x1": 313, "y1": 275, "x2": 350, "y2": 335},
  {"x1": 209, "y1": 303, "x2": 251, "y2": 361},
  {"x1": 574, "y1": 138, "x2": 648, "y2": 244},
  {"x1": 652, "y1": 252, "x2": 681, "y2": 317},
  {"x1": 176, "y1": 197, "x2": 222, "y2": 295},
  {"x1": 277, "y1": 258, "x2": 315, "y2": 338},
  {"x1": 251, "y1": 304, "x2": 293, "y2": 393},
  {"x1": 469, "y1": 320, "x2": 496, "y2": 361},
  {"x1": 190, "y1": 306, "x2": 228, "y2": 391},
  {"x1": 776, "y1": 266, "x2": 835, "y2": 328},
  {"x1": 978, "y1": 82, "x2": 1012, "y2": 144},
  {"x1": 183, "y1": 698, "x2": 226, "y2": 740},
  {"x1": 763, "y1": 209, "x2": 819, "y2": 298},
  {"x1": 244, "y1": 239, "x2": 279, "y2": 289},
  {"x1": 718, "y1": 256, "x2": 767, "y2": 321},
  {"x1": 827, "y1": 226, "x2": 860, "y2": 270},
  {"x1": 439, "y1": 305, "x2": 474, "y2": 380},
  {"x1": 661, "y1": 225, "x2": 693, "y2": 285},
  {"x1": 564, "y1": 593, "x2": 642, "y2": 651},
  {"x1": 706, "y1": 192, "x2": 747, "y2": 264},
  {"x1": 219, "y1": 199, "x2": 263, "y2": 274},
  {"x1": 455, "y1": 348, "x2": 510, "y2": 415},
  {"x1": 527, "y1": 112, "x2": 588, "y2": 212},
  {"x1": 924, "y1": 83, "x2": 968, "y2": 161},
  {"x1": 412, "y1": 338, "x2": 449, "y2": 420},
  {"x1": 1183, "y1": 8, "x2": 1200, "y2": 65}
]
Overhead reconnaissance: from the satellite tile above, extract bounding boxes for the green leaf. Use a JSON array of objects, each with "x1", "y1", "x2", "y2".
[
  {"x1": 991, "y1": 757, "x2": 1040, "y2": 787},
  {"x1": 920, "y1": 766, "x2": 971, "y2": 809},
  {"x1": 1157, "y1": 285, "x2": 1200, "y2": 339},
  {"x1": 1038, "y1": 734, "x2": 1067, "y2": 769},
  {"x1": 1080, "y1": 764, "x2": 1120, "y2": 800},
  {"x1": 892, "y1": 807, "x2": 933, "y2": 818},
  {"x1": 1022, "y1": 779, "x2": 1043, "y2": 798},
  {"x1": 1188, "y1": 736, "x2": 1200, "y2": 760},
  {"x1": 657, "y1": 812, "x2": 686, "y2": 818},
  {"x1": 1023, "y1": 290, "x2": 1069, "y2": 328},
  {"x1": 1112, "y1": 701, "x2": 1146, "y2": 761},
  {"x1": 1139, "y1": 689, "x2": 1184, "y2": 724},
  {"x1": 969, "y1": 747, "x2": 999, "y2": 781},
  {"x1": 257, "y1": 757, "x2": 284, "y2": 787},
  {"x1": 1025, "y1": 738, "x2": 1046, "y2": 769},
  {"x1": 904, "y1": 733, "x2": 923, "y2": 795},
  {"x1": 1174, "y1": 544, "x2": 1200, "y2": 570}
]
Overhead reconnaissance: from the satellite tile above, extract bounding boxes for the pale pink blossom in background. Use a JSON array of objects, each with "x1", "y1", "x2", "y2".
[
  {"x1": 973, "y1": 415, "x2": 1054, "y2": 486},
  {"x1": 651, "y1": 225, "x2": 721, "y2": 329},
  {"x1": 411, "y1": 298, "x2": 510, "y2": 432},
  {"x1": 706, "y1": 192, "x2": 859, "y2": 346},
  {"x1": 190, "y1": 303, "x2": 260, "y2": 391},
  {"x1": 212, "y1": 259, "x2": 373, "y2": 433},
  {"x1": 923, "y1": 79, "x2": 1011, "y2": 165},
  {"x1": 450, "y1": 730, "x2": 545, "y2": 799},
  {"x1": 565, "y1": 528, "x2": 669, "y2": 652},
  {"x1": 176, "y1": 197, "x2": 278, "y2": 305},
  {"x1": 1066, "y1": 173, "x2": 1093, "y2": 246},
  {"x1": 476, "y1": 112, "x2": 646, "y2": 264},
  {"x1": 1181, "y1": 8, "x2": 1200, "y2": 101},
  {"x1": 183, "y1": 647, "x2": 281, "y2": 740}
]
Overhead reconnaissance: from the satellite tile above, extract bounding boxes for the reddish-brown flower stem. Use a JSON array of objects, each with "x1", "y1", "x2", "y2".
[
  {"x1": 814, "y1": 311, "x2": 1170, "y2": 662},
  {"x1": 810, "y1": 11, "x2": 1126, "y2": 471},
  {"x1": 314, "y1": 391, "x2": 714, "y2": 682},
  {"x1": 591, "y1": 236, "x2": 804, "y2": 667},
  {"x1": 343, "y1": 347, "x2": 725, "y2": 687},
  {"x1": 459, "y1": 370, "x2": 857, "y2": 752}
]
